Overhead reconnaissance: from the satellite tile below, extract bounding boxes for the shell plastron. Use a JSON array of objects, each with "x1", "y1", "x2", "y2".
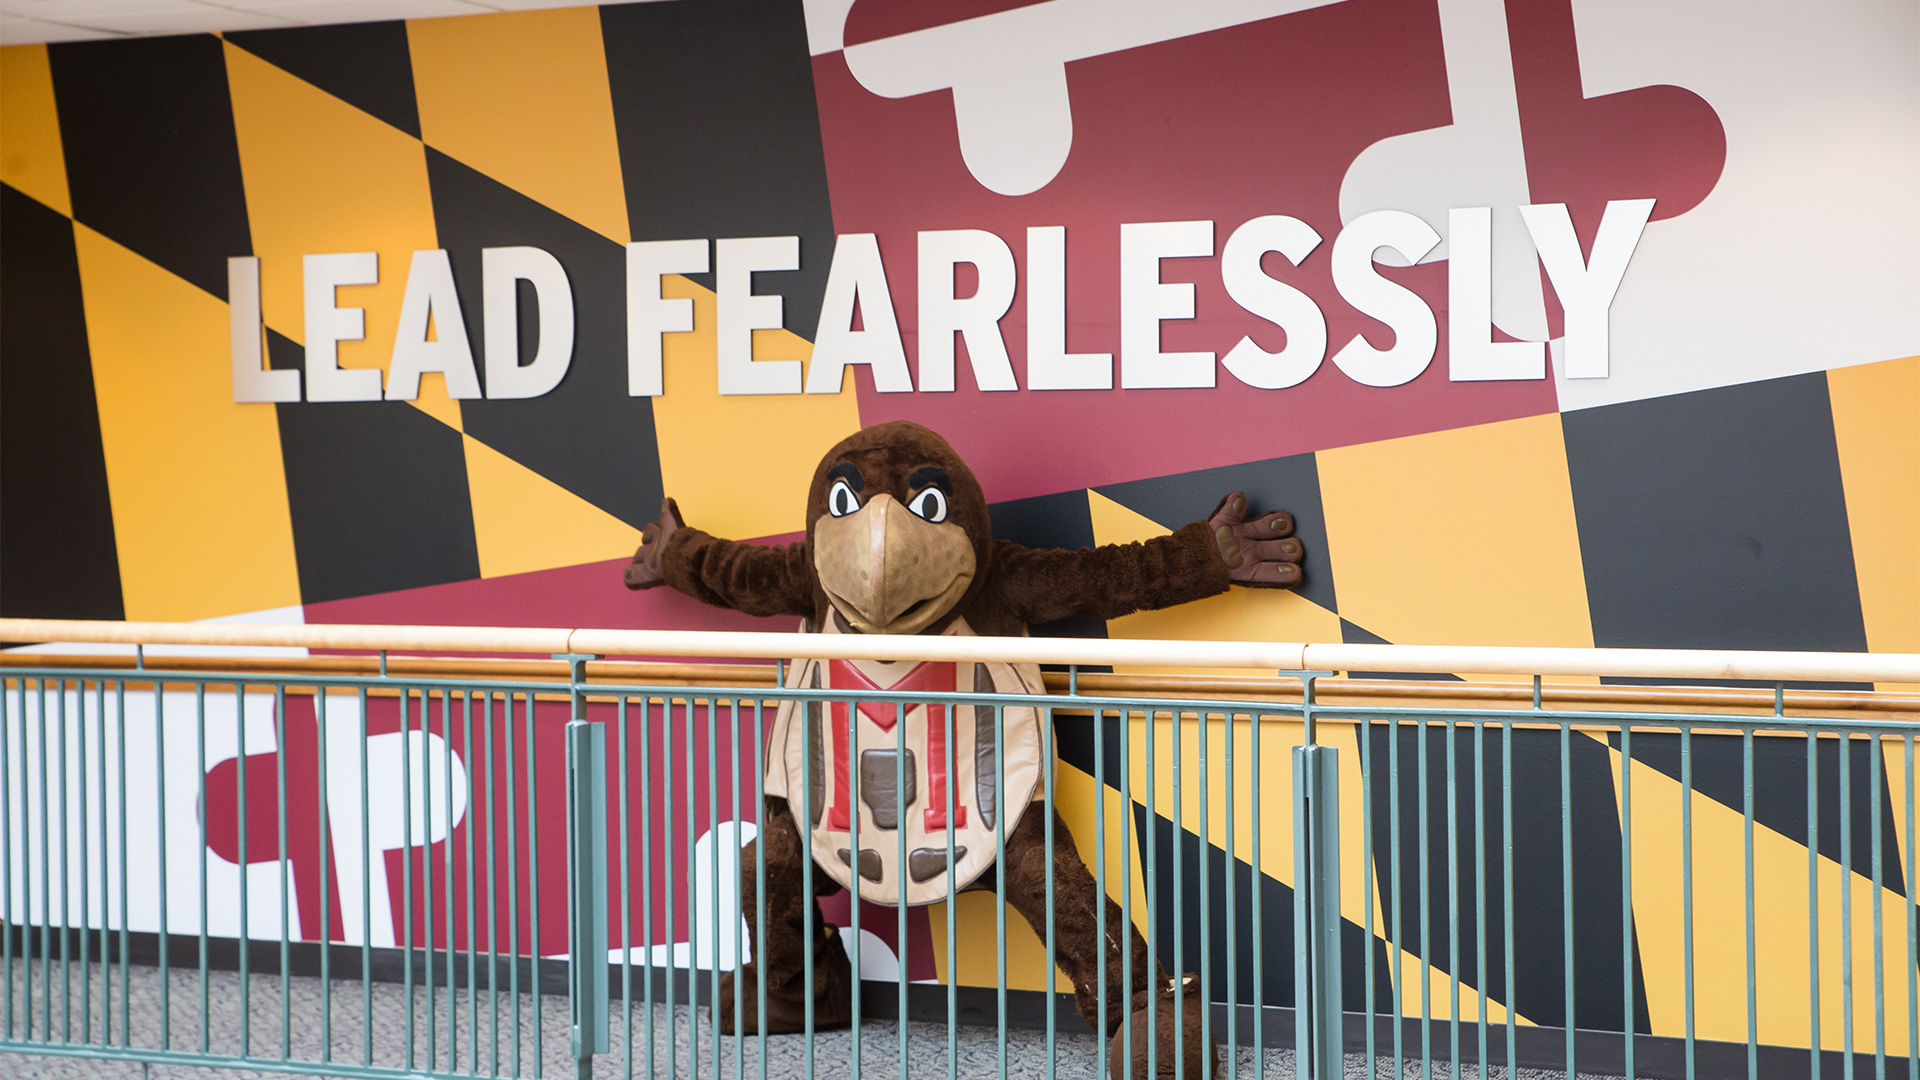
[{"x1": 764, "y1": 615, "x2": 1046, "y2": 905}]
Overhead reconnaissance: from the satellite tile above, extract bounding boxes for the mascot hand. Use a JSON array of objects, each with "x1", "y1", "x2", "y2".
[
  {"x1": 1208, "y1": 492, "x2": 1303, "y2": 588},
  {"x1": 623, "y1": 497, "x2": 685, "y2": 590}
]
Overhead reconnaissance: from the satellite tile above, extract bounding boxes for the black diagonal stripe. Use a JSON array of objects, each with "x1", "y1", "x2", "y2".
[
  {"x1": 267, "y1": 330, "x2": 479, "y2": 603},
  {"x1": 1565, "y1": 376, "x2": 1869, "y2": 689},
  {"x1": 1132, "y1": 802, "x2": 1395, "y2": 1012},
  {"x1": 49, "y1": 34, "x2": 251, "y2": 302},
  {"x1": 601, "y1": 0, "x2": 835, "y2": 338},
  {"x1": 424, "y1": 147, "x2": 664, "y2": 528},
  {"x1": 1608, "y1": 728, "x2": 1906, "y2": 898},
  {"x1": 1364, "y1": 720, "x2": 1651, "y2": 1035},
  {"x1": 228, "y1": 21, "x2": 421, "y2": 138},
  {"x1": 1097, "y1": 450, "x2": 1336, "y2": 614},
  {"x1": 0, "y1": 185, "x2": 124, "y2": 619}
]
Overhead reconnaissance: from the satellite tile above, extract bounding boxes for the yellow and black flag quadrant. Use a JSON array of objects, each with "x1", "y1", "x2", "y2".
[{"x1": 0, "y1": 3, "x2": 847, "y2": 620}]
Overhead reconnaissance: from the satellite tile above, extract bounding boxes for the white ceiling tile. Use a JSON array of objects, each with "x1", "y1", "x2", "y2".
[
  {"x1": 102, "y1": 7, "x2": 300, "y2": 32},
  {"x1": 0, "y1": 0, "x2": 674, "y2": 40},
  {"x1": 223, "y1": 0, "x2": 494, "y2": 18},
  {"x1": 0, "y1": 12, "x2": 117, "y2": 42},
  {"x1": 0, "y1": 0, "x2": 201, "y2": 19},
  {"x1": 485, "y1": 0, "x2": 665, "y2": 10}
]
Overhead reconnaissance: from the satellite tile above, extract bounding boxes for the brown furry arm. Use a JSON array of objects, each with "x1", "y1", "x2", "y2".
[
  {"x1": 659, "y1": 528, "x2": 818, "y2": 618},
  {"x1": 991, "y1": 521, "x2": 1231, "y2": 625},
  {"x1": 623, "y1": 497, "x2": 816, "y2": 617}
]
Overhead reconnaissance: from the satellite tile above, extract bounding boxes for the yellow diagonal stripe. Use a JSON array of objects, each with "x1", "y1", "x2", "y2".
[
  {"x1": 649, "y1": 273, "x2": 862, "y2": 541},
  {"x1": 408, "y1": 7, "x2": 629, "y2": 245},
  {"x1": 0, "y1": 44, "x2": 71, "y2": 216},
  {"x1": 73, "y1": 223, "x2": 299, "y2": 620},
  {"x1": 1613, "y1": 742, "x2": 1914, "y2": 1052},
  {"x1": 224, "y1": 41, "x2": 460, "y2": 430},
  {"x1": 1090, "y1": 489, "x2": 1343, "y2": 676},
  {"x1": 1316, "y1": 412, "x2": 1595, "y2": 681},
  {"x1": 1828, "y1": 356, "x2": 1920, "y2": 691},
  {"x1": 463, "y1": 434, "x2": 642, "y2": 579}
]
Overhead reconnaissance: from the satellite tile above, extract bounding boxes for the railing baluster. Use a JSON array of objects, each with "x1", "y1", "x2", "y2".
[
  {"x1": 641, "y1": 692, "x2": 656, "y2": 1080},
  {"x1": 1811, "y1": 730, "x2": 1823, "y2": 1080},
  {"x1": 944, "y1": 683, "x2": 958, "y2": 1080},
  {"x1": 1227, "y1": 708, "x2": 1239, "y2": 1080},
  {"x1": 3, "y1": 676, "x2": 14, "y2": 1043},
  {"x1": 444, "y1": 689, "x2": 458, "y2": 1075},
  {"x1": 755, "y1": 686, "x2": 768, "y2": 1080},
  {"x1": 1145, "y1": 703, "x2": 1156, "y2": 1080},
  {"x1": 0, "y1": 629, "x2": 1913, "y2": 1080},
  {"x1": 527, "y1": 689, "x2": 543, "y2": 1080},
  {"x1": 1390, "y1": 716, "x2": 1402, "y2": 1080},
  {"x1": 1683, "y1": 725, "x2": 1696, "y2": 1080},
  {"x1": 734, "y1": 696, "x2": 748, "y2": 1080},
  {"x1": 359, "y1": 685, "x2": 373, "y2": 1070},
  {"x1": 1907, "y1": 736, "x2": 1916, "y2": 1080},
  {"x1": 900, "y1": 691, "x2": 912, "y2": 1080},
  {"x1": 1447, "y1": 715, "x2": 1460, "y2": 1078},
  {"x1": 1419, "y1": 716, "x2": 1431, "y2": 1078},
  {"x1": 1476, "y1": 718, "x2": 1488, "y2": 1080},
  {"x1": 57, "y1": 677, "x2": 70, "y2": 1045},
  {"x1": 1362, "y1": 716, "x2": 1375, "y2": 1080},
  {"x1": 1503, "y1": 718, "x2": 1516, "y2": 1079},
  {"x1": 683, "y1": 695, "x2": 697, "y2": 1080},
  {"x1": 1846, "y1": 731, "x2": 1857, "y2": 1080},
  {"x1": 194, "y1": 684, "x2": 207, "y2": 1056},
  {"x1": 275, "y1": 685, "x2": 290, "y2": 1063},
  {"x1": 1621, "y1": 723, "x2": 1635, "y2": 1080},
  {"x1": 1872, "y1": 731, "x2": 1887, "y2": 1080},
  {"x1": 504, "y1": 691, "x2": 521, "y2": 1078},
  {"x1": 1562, "y1": 718, "x2": 1575, "y2": 1078},
  {"x1": 401, "y1": 684, "x2": 415, "y2": 1072},
  {"x1": 1745, "y1": 726, "x2": 1757, "y2": 1080},
  {"x1": 1124, "y1": 704, "x2": 1138, "y2": 1080},
  {"x1": 466, "y1": 691, "x2": 479, "y2": 1078},
  {"x1": 618, "y1": 694, "x2": 632, "y2": 1080},
  {"x1": 77, "y1": 678, "x2": 90, "y2": 1046},
  {"x1": 318, "y1": 689, "x2": 332, "y2": 1067},
  {"x1": 484, "y1": 692, "x2": 499, "y2": 1080}
]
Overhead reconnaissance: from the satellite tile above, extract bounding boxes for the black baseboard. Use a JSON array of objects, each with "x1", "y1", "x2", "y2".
[{"x1": 3, "y1": 924, "x2": 1904, "y2": 1080}]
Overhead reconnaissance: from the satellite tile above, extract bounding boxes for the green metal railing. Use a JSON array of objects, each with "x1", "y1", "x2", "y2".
[{"x1": 0, "y1": 620, "x2": 1916, "y2": 1080}]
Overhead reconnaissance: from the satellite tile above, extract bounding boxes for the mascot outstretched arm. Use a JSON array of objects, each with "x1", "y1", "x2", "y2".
[{"x1": 624, "y1": 421, "x2": 1302, "y2": 1079}]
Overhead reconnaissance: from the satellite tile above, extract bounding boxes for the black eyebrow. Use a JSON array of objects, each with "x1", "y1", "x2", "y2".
[
  {"x1": 907, "y1": 466, "x2": 952, "y2": 495},
  {"x1": 827, "y1": 462, "x2": 864, "y2": 491}
]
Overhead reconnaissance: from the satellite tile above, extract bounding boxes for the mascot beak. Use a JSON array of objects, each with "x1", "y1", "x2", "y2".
[{"x1": 813, "y1": 493, "x2": 976, "y2": 635}]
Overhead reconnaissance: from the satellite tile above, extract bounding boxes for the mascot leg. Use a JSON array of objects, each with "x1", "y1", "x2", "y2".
[
  {"x1": 717, "y1": 796, "x2": 854, "y2": 1034},
  {"x1": 1001, "y1": 805, "x2": 1216, "y2": 1079}
]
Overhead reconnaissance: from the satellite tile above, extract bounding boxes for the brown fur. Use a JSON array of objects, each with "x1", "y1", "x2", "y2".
[
  {"x1": 636, "y1": 420, "x2": 1288, "y2": 1076},
  {"x1": 658, "y1": 422, "x2": 1234, "y2": 635}
]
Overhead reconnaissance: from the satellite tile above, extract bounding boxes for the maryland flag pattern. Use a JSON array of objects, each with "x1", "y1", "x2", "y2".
[{"x1": 1, "y1": 0, "x2": 1916, "y2": 1055}]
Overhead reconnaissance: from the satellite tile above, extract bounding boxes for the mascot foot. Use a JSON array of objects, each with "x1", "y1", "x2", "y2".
[
  {"x1": 716, "y1": 933, "x2": 854, "y2": 1035},
  {"x1": 1106, "y1": 974, "x2": 1217, "y2": 1080}
]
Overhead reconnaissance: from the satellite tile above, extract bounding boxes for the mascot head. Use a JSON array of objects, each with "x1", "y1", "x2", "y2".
[{"x1": 804, "y1": 421, "x2": 990, "y2": 636}]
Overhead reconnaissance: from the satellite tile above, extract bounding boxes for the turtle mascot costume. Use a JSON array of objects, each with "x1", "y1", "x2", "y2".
[{"x1": 623, "y1": 421, "x2": 1303, "y2": 1078}]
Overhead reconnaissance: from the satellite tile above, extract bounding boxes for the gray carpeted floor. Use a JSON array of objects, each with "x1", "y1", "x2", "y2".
[{"x1": 0, "y1": 964, "x2": 1622, "y2": 1078}]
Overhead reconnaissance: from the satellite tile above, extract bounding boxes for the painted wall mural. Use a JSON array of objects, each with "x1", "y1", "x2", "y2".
[{"x1": 1, "y1": 0, "x2": 1917, "y2": 1051}]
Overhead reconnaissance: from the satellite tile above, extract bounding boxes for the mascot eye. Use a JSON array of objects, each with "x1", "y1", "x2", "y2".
[
  {"x1": 907, "y1": 487, "x2": 948, "y2": 523},
  {"x1": 827, "y1": 479, "x2": 861, "y2": 518}
]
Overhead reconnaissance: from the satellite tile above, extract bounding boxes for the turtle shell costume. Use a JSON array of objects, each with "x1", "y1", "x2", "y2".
[{"x1": 623, "y1": 420, "x2": 1303, "y2": 1078}]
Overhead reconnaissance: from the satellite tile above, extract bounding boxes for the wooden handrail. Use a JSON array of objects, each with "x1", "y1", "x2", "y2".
[
  {"x1": 2, "y1": 617, "x2": 1917, "y2": 683},
  {"x1": 2, "y1": 650, "x2": 1915, "y2": 718},
  {"x1": 2, "y1": 618, "x2": 1915, "y2": 716}
]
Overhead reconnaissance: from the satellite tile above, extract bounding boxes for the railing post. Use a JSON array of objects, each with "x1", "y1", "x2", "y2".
[
  {"x1": 560, "y1": 653, "x2": 609, "y2": 1078},
  {"x1": 1292, "y1": 672, "x2": 1342, "y2": 1079}
]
